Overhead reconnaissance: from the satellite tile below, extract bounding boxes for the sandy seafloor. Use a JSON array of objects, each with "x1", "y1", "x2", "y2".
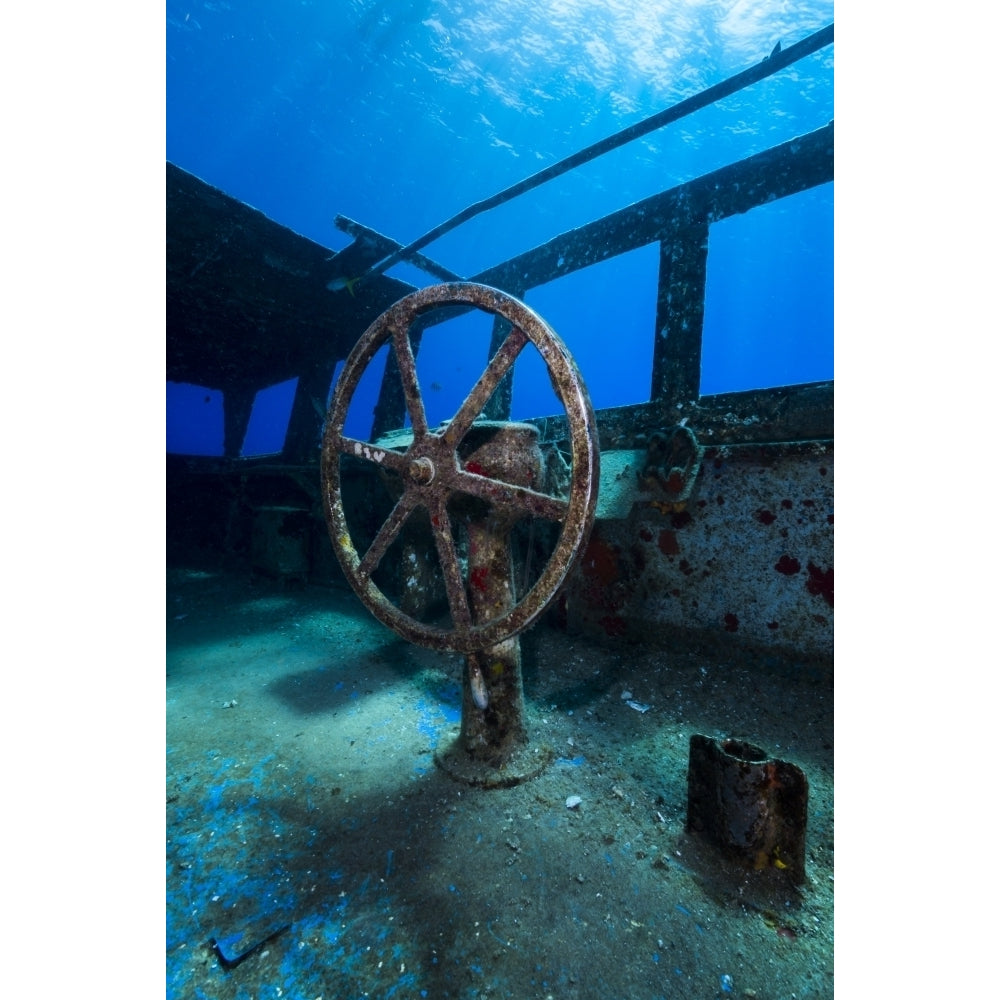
[{"x1": 166, "y1": 566, "x2": 833, "y2": 1000}]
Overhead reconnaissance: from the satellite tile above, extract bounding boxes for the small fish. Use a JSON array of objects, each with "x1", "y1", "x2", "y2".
[
  {"x1": 429, "y1": 381, "x2": 443, "y2": 392},
  {"x1": 326, "y1": 274, "x2": 361, "y2": 296}
]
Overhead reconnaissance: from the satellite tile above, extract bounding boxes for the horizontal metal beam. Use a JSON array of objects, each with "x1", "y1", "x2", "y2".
[{"x1": 473, "y1": 121, "x2": 834, "y2": 293}]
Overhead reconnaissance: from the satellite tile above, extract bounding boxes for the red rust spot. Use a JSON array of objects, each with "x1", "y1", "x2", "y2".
[
  {"x1": 630, "y1": 544, "x2": 646, "y2": 575},
  {"x1": 716, "y1": 495, "x2": 725, "y2": 505},
  {"x1": 755, "y1": 508, "x2": 776, "y2": 525},
  {"x1": 767, "y1": 621, "x2": 779, "y2": 630},
  {"x1": 657, "y1": 529, "x2": 680, "y2": 556},
  {"x1": 665, "y1": 470, "x2": 685, "y2": 493},
  {"x1": 802, "y1": 499, "x2": 815, "y2": 508},
  {"x1": 723, "y1": 612, "x2": 739, "y2": 632},
  {"x1": 678, "y1": 559, "x2": 694, "y2": 576},
  {"x1": 776, "y1": 926, "x2": 797, "y2": 942},
  {"x1": 470, "y1": 566, "x2": 489, "y2": 593},
  {"x1": 639, "y1": 527, "x2": 653, "y2": 542},
  {"x1": 806, "y1": 562, "x2": 834, "y2": 607},
  {"x1": 431, "y1": 515, "x2": 440, "y2": 527},
  {"x1": 827, "y1": 514, "x2": 834, "y2": 525},
  {"x1": 582, "y1": 537, "x2": 620, "y2": 584},
  {"x1": 781, "y1": 499, "x2": 793, "y2": 509},
  {"x1": 464, "y1": 461, "x2": 485, "y2": 475},
  {"x1": 697, "y1": 499, "x2": 707, "y2": 508},
  {"x1": 599, "y1": 615, "x2": 627, "y2": 638},
  {"x1": 671, "y1": 510, "x2": 692, "y2": 529},
  {"x1": 819, "y1": 467, "x2": 828, "y2": 476}
]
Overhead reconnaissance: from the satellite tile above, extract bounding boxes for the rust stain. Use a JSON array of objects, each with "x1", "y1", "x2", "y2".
[
  {"x1": 582, "y1": 537, "x2": 620, "y2": 585},
  {"x1": 671, "y1": 510, "x2": 693, "y2": 529},
  {"x1": 755, "y1": 508, "x2": 777, "y2": 525},
  {"x1": 724, "y1": 612, "x2": 739, "y2": 632},
  {"x1": 657, "y1": 529, "x2": 680, "y2": 556},
  {"x1": 806, "y1": 562, "x2": 834, "y2": 607},
  {"x1": 778, "y1": 556, "x2": 801, "y2": 578}
]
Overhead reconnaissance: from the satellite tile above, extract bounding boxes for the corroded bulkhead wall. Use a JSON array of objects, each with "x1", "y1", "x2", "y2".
[{"x1": 553, "y1": 446, "x2": 833, "y2": 665}]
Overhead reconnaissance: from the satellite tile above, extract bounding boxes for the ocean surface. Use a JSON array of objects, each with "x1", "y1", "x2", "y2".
[{"x1": 166, "y1": 0, "x2": 833, "y2": 453}]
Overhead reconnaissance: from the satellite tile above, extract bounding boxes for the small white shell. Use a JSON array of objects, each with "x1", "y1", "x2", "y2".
[
  {"x1": 469, "y1": 664, "x2": 489, "y2": 710},
  {"x1": 565, "y1": 795, "x2": 582, "y2": 809}
]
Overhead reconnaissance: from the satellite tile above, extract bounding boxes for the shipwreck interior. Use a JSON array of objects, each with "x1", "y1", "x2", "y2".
[{"x1": 167, "y1": 24, "x2": 833, "y2": 1000}]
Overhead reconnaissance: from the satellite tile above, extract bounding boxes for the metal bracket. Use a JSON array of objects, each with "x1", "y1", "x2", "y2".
[{"x1": 638, "y1": 424, "x2": 704, "y2": 503}]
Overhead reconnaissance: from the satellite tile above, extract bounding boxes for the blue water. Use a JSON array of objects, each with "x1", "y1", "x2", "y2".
[{"x1": 167, "y1": 0, "x2": 833, "y2": 455}]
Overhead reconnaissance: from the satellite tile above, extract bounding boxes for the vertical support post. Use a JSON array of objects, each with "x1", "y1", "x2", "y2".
[
  {"x1": 481, "y1": 316, "x2": 515, "y2": 422},
  {"x1": 649, "y1": 217, "x2": 710, "y2": 410},
  {"x1": 283, "y1": 361, "x2": 339, "y2": 464},
  {"x1": 435, "y1": 422, "x2": 554, "y2": 787},
  {"x1": 223, "y1": 382, "x2": 257, "y2": 459},
  {"x1": 459, "y1": 515, "x2": 529, "y2": 763}
]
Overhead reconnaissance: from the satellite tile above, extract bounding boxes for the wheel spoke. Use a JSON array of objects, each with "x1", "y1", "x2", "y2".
[
  {"x1": 392, "y1": 325, "x2": 429, "y2": 437},
  {"x1": 442, "y1": 325, "x2": 528, "y2": 448},
  {"x1": 337, "y1": 435, "x2": 410, "y2": 473},
  {"x1": 358, "y1": 491, "x2": 420, "y2": 578},
  {"x1": 452, "y1": 469, "x2": 569, "y2": 522},
  {"x1": 428, "y1": 494, "x2": 472, "y2": 628}
]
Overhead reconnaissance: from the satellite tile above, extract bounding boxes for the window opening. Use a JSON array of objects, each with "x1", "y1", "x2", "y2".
[
  {"x1": 166, "y1": 381, "x2": 224, "y2": 456},
  {"x1": 241, "y1": 377, "x2": 299, "y2": 458},
  {"x1": 701, "y1": 183, "x2": 833, "y2": 396},
  {"x1": 521, "y1": 243, "x2": 659, "y2": 416},
  {"x1": 329, "y1": 344, "x2": 391, "y2": 441},
  {"x1": 408, "y1": 309, "x2": 495, "y2": 430}
]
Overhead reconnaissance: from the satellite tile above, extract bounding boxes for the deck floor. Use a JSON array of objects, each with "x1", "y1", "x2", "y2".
[{"x1": 166, "y1": 567, "x2": 833, "y2": 999}]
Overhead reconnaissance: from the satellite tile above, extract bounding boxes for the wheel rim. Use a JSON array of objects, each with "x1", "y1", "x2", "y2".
[{"x1": 321, "y1": 282, "x2": 599, "y2": 653}]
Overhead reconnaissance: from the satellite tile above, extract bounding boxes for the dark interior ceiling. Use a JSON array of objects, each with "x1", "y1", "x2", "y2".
[{"x1": 166, "y1": 163, "x2": 411, "y2": 393}]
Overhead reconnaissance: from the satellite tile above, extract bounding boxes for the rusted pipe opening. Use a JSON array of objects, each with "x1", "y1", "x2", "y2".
[
  {"x1": 721, "y1": 739, "x2": 768, "y2": 762},
  {"x1": 687, "y1": 733, "x2": 809, "y2": 883}
]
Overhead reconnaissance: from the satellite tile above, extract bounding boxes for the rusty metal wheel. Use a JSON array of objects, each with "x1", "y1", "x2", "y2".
[{"x1": 321, "y1": 282, "x2": 599, "y2": 654}]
